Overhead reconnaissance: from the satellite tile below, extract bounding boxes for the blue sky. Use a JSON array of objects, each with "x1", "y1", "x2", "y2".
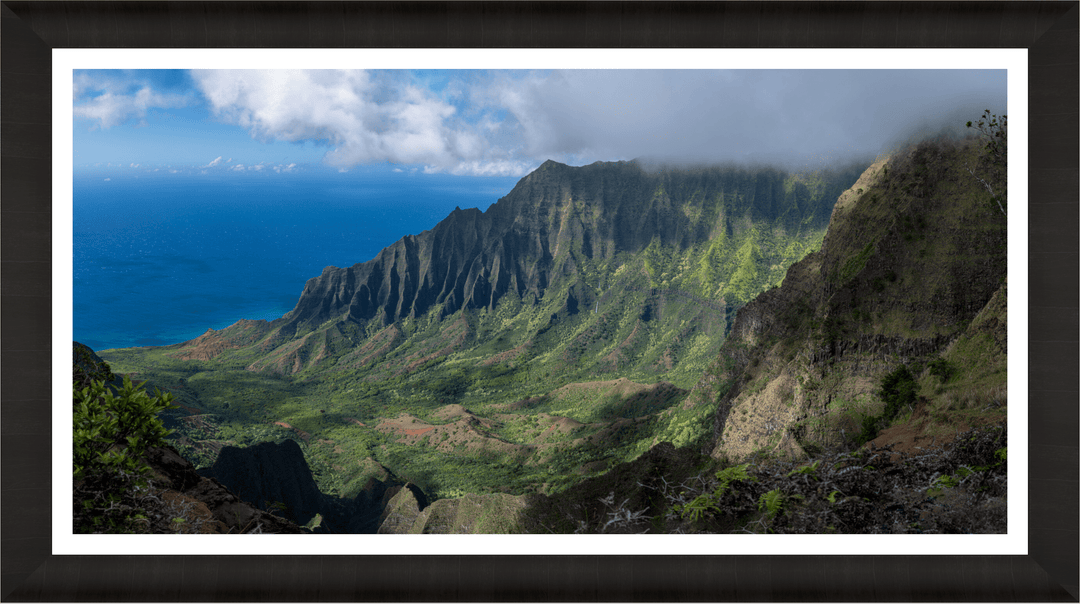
[{"x1": 73, "y1": 69, "x2": 1007, "y2": 178}]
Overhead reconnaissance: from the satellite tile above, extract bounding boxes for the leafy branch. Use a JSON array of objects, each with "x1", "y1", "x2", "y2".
[{"x1": 965, "y1": 110, "x2": 1007, "y2": 216}]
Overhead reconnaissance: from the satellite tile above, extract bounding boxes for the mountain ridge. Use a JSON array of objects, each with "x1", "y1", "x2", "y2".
[{"x1": 168, "y1": 158, "x2": 863, "y2": 381}]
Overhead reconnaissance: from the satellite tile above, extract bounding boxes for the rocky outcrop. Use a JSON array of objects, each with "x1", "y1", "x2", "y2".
[
  {"x1": 73, "y1": 341, "x2": 120, "y2": 389},
  {"x1": 340, "y1": 464, "x2": 423, "y2": 534},
  {"x1": 376, "y1": 488, "x2": 527, "y2": 534},
  {"x1": 692, "y1": 137, "x2": 1008, "y2": 460},
  {"x1": 72, "y1": 341, "x2": 309, "y2": 534},
  {"x1": 143, "y1": 445, "x2": 308, "y2": 534},
  {"x1": 375, "y1": 483, "x2": 431, "y2": 534},
  {"x1": 198, "y1": 439, "x2": 329, "y2": 527}
]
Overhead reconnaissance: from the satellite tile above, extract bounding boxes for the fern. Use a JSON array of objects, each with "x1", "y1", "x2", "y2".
[
  {"x1": 675, "y1": 463, "x2": 755, "y2": 522},
  {"x1": 714, "y1": 463, "x2": 753, "y2": 495},
  {"x1": 758, "y1": 489, "x2": 786, "y2": 519},
  {"x1": 786, "y1": 460, "x2": 820, "y2": 479},
  {"x1": 676, "y1": 494, "x2": 721, "y2": 522}
]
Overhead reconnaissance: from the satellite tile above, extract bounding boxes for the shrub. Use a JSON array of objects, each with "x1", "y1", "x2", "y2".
[
  {"x1": 73, "y1": 376, "x2": 178, "y2": 533},
  {"x1": 878, "y1": 365, "x2": 917, "y2": 422},
  {"x1": 927, "y1": 357, "x2": 953, "y2": 383},
  {"x1": 73, "y1": 377, "x2": 176, "y2": 480},
  {"x1": 855, "y1": 413, "x2": 881, "y2": 447}
]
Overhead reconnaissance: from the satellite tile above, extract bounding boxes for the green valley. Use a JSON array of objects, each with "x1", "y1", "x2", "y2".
[{"x1": 100, "y1": 158, "x2": 863, "y2": 504}]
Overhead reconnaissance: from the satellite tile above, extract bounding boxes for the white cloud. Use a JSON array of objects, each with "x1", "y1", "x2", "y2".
[
  {"x1": 250, "y1": 164, "x2": 264, "y2": 171},
  {"x1": 190, "y1": 69, "x2": 495, "y2": 174},
  {"x1": 103, "y1": 178, "x2": 111, "y2": 181},
  {"x1": 231, "y1": 164, "x2": 245, "y2": 171},
  {"x1": 447, "y1": 159, "x2": 536, "y2": 177},
  {"x1": 186, "y1": 68, "x2": 1006, "y2": 175},
  {"x1": 74, "y1": 75, "x2": 192, "y2": 129},
  {"x1": 205, "y1": 156, "x2": 224, "y2": 168}
]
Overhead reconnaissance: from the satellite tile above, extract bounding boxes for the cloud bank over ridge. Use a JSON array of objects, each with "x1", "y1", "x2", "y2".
[{"x1": 75, "y1": 69, "x2": 1008, "y2": 176}]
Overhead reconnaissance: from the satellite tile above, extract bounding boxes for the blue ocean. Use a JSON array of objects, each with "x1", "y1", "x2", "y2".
[{"x1": 73, "y1": 168, "x2": 521, "y2": 351}]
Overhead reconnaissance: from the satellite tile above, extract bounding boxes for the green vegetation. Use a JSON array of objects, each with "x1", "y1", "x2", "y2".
[
  {"x1": 73, "y1": 376, "x2": 177, "y2": 533},
  {"x1": 73, "y1": 377, "x2": 177, "y2": 482},
  {"x1": 849, "y1": 364, "x2": 919, "y2": 446},
  {"x1": 837, "y1": 241, "x2": 874, "y2": 284},
  {"x1": 673, "y1": 462, "x2": 755, "y2": 521},
  {"x1": 757, "y1": 488, "x2": 786, "y2": 519}
]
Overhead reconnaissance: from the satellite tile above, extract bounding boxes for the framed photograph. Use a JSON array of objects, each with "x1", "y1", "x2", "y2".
[{"x1": 3, "y1": 2, "x2": 1076, "y2": 601}]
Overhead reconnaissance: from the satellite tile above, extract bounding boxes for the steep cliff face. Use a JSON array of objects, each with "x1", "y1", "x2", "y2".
[
  {"x1": 690, "y1": 137, "x2": 1007, "y2": 460},
  {"x1": 278, "y1": 159, "x2": 855, "y2": 336},
  {"x1": 171, "y1": 159, "x2": 863, "y2": 378},
  {"x1": 200, "y1": 439, "x2": 328, "y2": 526}
]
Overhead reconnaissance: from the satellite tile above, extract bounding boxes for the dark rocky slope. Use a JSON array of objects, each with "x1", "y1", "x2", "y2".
[
  {"x1": 199, "y1": 440, "x2": 327, "y2": 526},
  {"x1": 520, "y1": 424, "x2": 1007, "y2": 534},
  {"x1": 199, "y1": 439, "x2": 427, "y2": 533},
  {"x1": 143, "y1": 444, "x2": 309, "y2": 534},
  {"x1": 686, "y1": 137, "x2": 1007, "y2": 460}
]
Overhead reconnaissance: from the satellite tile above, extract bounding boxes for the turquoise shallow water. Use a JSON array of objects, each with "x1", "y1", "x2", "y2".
[{"x1": 73, "y1": 167, "x2": 519, "y2": 351}]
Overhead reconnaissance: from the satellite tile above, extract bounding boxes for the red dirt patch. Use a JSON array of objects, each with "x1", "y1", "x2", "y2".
[{"x1": 867, "y1": 400, "x2": 1007, "y2": 459}]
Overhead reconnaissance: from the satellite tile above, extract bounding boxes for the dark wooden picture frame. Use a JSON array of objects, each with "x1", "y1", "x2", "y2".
[{"x1": 2, "y1": 2, "x2": 1077, "y2": 601}]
